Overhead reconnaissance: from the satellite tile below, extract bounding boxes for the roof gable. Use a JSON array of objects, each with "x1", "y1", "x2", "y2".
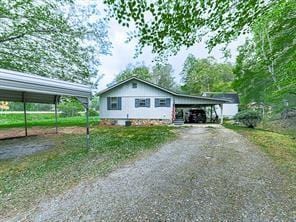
[
  {"x1": 98, "y1": 77, "x2": 230, "y2": 103},
  {"x1": 98, "y1": 77, "x2": 175, "y2": 96}
]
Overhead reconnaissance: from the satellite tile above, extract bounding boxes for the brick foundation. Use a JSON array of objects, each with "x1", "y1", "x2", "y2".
[{"x1": 100, "y1": 119, "x2": 171, "y2": 126}]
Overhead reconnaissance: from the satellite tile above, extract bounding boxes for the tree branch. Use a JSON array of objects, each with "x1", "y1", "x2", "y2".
[{"x1": 0, "y1": 33, "x2": 26, "y2": 43}]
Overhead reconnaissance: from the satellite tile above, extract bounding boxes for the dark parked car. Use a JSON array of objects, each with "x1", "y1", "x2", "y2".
[{"x1": 185, "y1": 109, "x2": 207, "y2": 123}]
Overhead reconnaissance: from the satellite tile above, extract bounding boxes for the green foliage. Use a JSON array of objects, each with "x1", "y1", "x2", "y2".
[
  {"x1": 0, "y1": 126, "x2": 175, "y2": 215},
  {"x1": 5, "y1": 102, "x2": 53, "y2": 111},
  {"x1": 234, "y1": 110, "x2": 262, "y2": 128},
  {"x1": 181, "y1": 55, "x2": 234, "y2": 94},
  {"x1": 0, "y1": 0, "x2": 110, "y2": 84},
  {"x1": 88, "y1": 109, "x2": 99, "y2": 117},
  {"x1": 115, "y1": 63, "x2": 177, "y2": 90},
  {"x1": 0, "y1": 113, "x2": 99, "y2": 128},
  {"x1": 151, "y1": 63, "x2": 176, "y2": 90},
  {"x1": 90, "y1": 96, "x2": 100, "y2": 111},
  {"x1": 115, "y1": 63, "x2": 152, "y2": 82},
  {"x1": 59, "y1": 100, "x2": 84, "y2": 117},
  {"x1": 104, "y1": 0, "x2": 276, "y2": 56},
  {"x1": 233, "y1": 0, "x2": 296, "y2": 110}
]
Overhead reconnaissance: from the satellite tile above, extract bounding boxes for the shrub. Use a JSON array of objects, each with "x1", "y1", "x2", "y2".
[
  {"x1": 234, "y1": 110, "x2": 262, "y2": 128},
  {"x1": 88, "y1": 109, "x2": 99, "y2": 117},
  {"x1": 59, "y1": 100, "x2": 83, "y2": 117}
]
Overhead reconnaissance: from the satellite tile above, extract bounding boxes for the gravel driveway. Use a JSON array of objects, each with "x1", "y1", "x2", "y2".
[{"x1": 8, "y1": 126, "x2": 295, "y2": 221}]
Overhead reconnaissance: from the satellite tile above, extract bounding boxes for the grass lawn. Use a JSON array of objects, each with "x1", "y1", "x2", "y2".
[
  {"x1": 0, "y1": 125, "x2": 176, "y2": 217},
  {"x1": 224, "y1": 123, "x2": 296, "y2": 182},
  {"x1": 0, "y1": 113, "x2": 99, "y2": 128}
]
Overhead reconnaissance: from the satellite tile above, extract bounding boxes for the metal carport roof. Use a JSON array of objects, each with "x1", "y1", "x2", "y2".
[
  {"x1": 0, "y1": 68, "x2": 91, "y2": 105},
  {"x1": 0, "y1": 68, "x2": 92, "y2": 146}
]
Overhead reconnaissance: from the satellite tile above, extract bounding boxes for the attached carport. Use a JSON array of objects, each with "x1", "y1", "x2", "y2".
[
  {"x1": 173, "y1": 94, "x2": 229, "y2": 124},
  {"x1": 0, "y1": 68, "x2": 92, "y2": 146}
]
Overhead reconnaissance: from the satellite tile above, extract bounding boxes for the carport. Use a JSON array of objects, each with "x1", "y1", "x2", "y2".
[
  {"x1": 173, "y1": 94, "x2": 229, "y2": 124},
  {"x1": 0, "y1": 68, "x2": 92, "y2": 146}
]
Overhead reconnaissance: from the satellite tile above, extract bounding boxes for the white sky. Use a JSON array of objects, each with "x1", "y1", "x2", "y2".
[{"x1": 95, "y1": 3, "x2": 246, "y2": 91}]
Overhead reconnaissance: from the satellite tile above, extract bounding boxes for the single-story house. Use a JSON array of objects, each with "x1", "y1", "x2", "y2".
[
  {"x1": 98, "y1": 77, "x2": 229, "y2": 125},
  {"x1": 202, "y1": 92, "x2": 240, "y2": 118}
]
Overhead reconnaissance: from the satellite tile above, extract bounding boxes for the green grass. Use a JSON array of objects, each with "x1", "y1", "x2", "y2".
[
  {"x1": 224, "y1": 123, "x2": 296, "y2": 182},
  {"x1": 0, "y1": 125, "x2": 176, "y2": 217},
  {"x1": 0, "y1": 113, "x2": 99, "y2": 128}
]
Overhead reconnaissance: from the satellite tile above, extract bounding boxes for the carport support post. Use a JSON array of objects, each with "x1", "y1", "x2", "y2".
[
  {"x1": 220, "y1": 104, "x2": 224, "y2": 124},
  {"x1": 86, "y1": 101, "x2": 90, "y2": 148},
  {"x1": 23, "y1": 92, "x2": 28, "y2": 137},
  {"x1": 54, "y1": 96, "x2": 58, "y2": 134},
  {"x1": 210, "y1": 105, "x2": 213, "y2": 122}
]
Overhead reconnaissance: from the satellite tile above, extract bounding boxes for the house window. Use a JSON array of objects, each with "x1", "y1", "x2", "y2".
[
  {"x1": 107, "y1": 97, "x2": 122, "y2": 110},
  {"x1": 135, "y1": 98, "x2": 150, "y2": 108},
  {"x1": 155, "y1": 98, "x2": 171, "y2": 107},
  {"x1": 132, "y1": 82, "x2": 137, "y2": 88}
]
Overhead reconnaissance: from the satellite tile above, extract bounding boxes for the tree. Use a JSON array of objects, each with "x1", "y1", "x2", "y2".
[
  {"x1": 181, "y1": 55, "x2": 234, "y2": 94},
  {"x1": 103, "y1": 0, "x2": 277, "y2": 56},
  {"x1": 115, "y1": 63, "x2": 152, "y2": 82},
  {"x1": 151, "y1": 63, "x2": 176, "y2": 90},
  {"x1": 0, "y1": 0, "x2": 110, "y2": 84},
  {"x1": 233, "y1": 0, "x2": 296, "y2": 109}
]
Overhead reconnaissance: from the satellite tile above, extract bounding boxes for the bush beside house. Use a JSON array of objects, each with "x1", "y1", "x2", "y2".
[{"x1": 234, "y1": 110, "x2": 262, "y2": 128}]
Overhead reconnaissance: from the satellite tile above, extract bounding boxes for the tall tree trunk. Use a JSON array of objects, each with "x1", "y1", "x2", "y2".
[{"x1": 258, "y1": 30, "x2": 281, "y2": 91}]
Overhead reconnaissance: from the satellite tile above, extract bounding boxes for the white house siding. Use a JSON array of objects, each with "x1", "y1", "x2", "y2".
[
  {"x1": 215, "y1": 104, "x2": 238, "y2": 118},
  {"x1": 100, "y1": 80, "x2": 174, "y2": 121}
]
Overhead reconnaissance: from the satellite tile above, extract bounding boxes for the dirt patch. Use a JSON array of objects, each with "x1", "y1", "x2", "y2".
[
  {"x1": 0, "y1": 127, "x2": 85, "y2": 160},
  {"x1": 0, "y1": 126, "x2": 86, "y2": 139},
  {"x1": 0, "y1": 136, "x2": 54, "y2": 160}
]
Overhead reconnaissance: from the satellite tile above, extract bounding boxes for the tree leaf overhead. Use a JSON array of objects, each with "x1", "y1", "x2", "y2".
[
  {"x1": 104, "y1": 0, "x2": 277, "y2": 56},
  {"x1": 0, "y1": 0, "x2": 111, "y2": 84}
]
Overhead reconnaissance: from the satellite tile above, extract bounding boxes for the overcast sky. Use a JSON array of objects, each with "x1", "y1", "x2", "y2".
[{"x1": 97, "y1": 5, "x2": 246, "y2": 91}]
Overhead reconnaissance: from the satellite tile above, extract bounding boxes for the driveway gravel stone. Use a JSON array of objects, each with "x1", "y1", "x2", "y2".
[{"x1": 7, "y1": 126, "x2": 296, "y2": 221}]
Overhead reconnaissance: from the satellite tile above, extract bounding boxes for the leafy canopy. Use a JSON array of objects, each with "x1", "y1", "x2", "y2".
[
  {"x1": 233, "y1": 0, "x2": 296, "y2": 107},
  {"x1": 181, "y1": 55, "x2": 234, "y2": 94},
  {"x1": 114, "y1": 62, "x2": 177, "y2": 90},
  {"x1": 151, "y1": 63, "x2": 176, "y2": 90},
  {"x1": 0, "y1": 0, "x2": 110, "y2": 84},
  {"x1": 115, "y1": 63, "x2": 152, "y2": 82},
  {"x1": 104, "y1": 0, "x2": 277, "y2": 56}
]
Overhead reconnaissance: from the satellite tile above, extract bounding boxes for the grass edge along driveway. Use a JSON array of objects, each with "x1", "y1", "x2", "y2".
[
  {"x1": 224, "y1": 123, "x2": 296, "y2": 191},
  {"x1": 0, "y1": 125, "x2": 176, "y2": 218}
]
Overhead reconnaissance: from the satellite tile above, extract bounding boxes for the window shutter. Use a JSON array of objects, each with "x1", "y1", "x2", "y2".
[
  {"x1": 166, "y1": 98, "x2": 171, "y2": 107},
  {"x1": 118, "y1": 97, "x2": 122, "y2": 110},
  {"x1": 107, "y1": 97, "x2": 111, "y2": 110},
  {"x1": 146, "y1": 98, "x2": 150, "y2": 107},
  {"x1": 155, "y1": 98, "x2": 160, "y2": 107},
  {"x1": 135, "y1": 99, "x2": 140, "y2": 108}
]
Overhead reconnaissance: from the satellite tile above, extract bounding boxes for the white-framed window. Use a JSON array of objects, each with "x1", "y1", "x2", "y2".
[
  {"x1": 155, "y1": 98, "x2": 171, "y2": 107},
  {"x1": 107, "y1": 97, "x2": 122, "y2": 110},
  {"x1": 135, "y1": 98, "x2": 150, "y2": 108}
]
